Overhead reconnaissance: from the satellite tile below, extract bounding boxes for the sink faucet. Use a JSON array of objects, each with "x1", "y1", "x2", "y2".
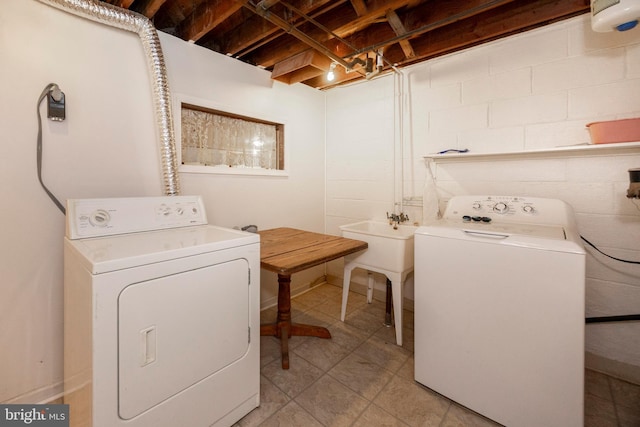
[{"x1": 386, "y1": 212, "x2": 409, "y2": 229}]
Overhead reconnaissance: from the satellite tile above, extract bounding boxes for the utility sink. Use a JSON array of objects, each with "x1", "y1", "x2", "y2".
[
  {"x1": 339, "y1": 220, "x2": 417, "y2": 346},
  {"x1": 340, "y1": 220, "x2": 417, "y2": 273}
]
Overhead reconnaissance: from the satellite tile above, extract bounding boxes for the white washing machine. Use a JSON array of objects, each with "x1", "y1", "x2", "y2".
[
  {"x1": 63, "y1": 196, "x2": 260, "y2": 427},
  {"x1": 414, "y1": 195, "x2": 585, "y2": 427}
]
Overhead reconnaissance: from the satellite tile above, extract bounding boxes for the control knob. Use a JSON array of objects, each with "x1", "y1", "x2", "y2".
[
  {"x1": 493, "y1": 202, "x2": 509, "y2": 214},
  {"x1": 472, "y1": 202, "x2": 482, "y2": 210},
  {"x1": 522, "y1": 205, "x2": 535, "y2": 213},
  {"x1": 89, "y1": 209, "x2": 110, "y2": 227}
]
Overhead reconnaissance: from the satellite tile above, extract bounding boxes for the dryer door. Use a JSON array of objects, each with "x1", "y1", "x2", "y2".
[{"x1": 117, "y1": 258, "x2": 250, "y2": 419}]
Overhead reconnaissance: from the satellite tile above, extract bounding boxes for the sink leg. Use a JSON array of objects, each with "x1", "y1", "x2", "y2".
[
  {"x1": 366, "y1": 272, "x2": 374, "y2": 304},
  {"x1": 384, "y1": 278, "x2": 393, "y2": 327},
  {"x1": 391, "y1": 276, "x2": 404, "y2": 347},
  {"x1": 341, "y1": 263, "x2": 355, "y2": 321}
]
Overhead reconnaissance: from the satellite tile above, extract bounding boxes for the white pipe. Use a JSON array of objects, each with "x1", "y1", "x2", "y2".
[
  {"x1": 36, "y1": 0, "x2": 180, "y2": 196},
  {"x1": 394, "y1": 68, "x2": 406, "y2": 213}
]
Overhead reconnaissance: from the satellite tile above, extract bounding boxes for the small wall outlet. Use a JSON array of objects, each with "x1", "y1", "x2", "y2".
[{"x1": 47, "y1": 90, "x2": 65, "y2": 121}]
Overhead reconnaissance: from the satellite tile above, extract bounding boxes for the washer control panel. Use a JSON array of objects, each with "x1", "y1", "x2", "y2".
[
  {"x1": 441, "y1": 195, "x2": 572, "y2": 227},
  {"x1": 66, "y1": 195, "x2": 207, "y2": 239},
  {"x1": 448, "y1": 196, "x2": 537, "y2": 220}
]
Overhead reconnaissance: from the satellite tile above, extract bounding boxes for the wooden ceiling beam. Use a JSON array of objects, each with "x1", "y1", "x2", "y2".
[
  {"x1": 153, "y1": 0, "x2": 208, "y2": 30},
  {"x1": 243, "y1": 0, "x2": 413, "y2": 69},
  {"x1": 247, "y1": 0, "x2": 513, "y2": 71},
  {"x1": 216, "y1": 0, "x2": 341, "y2": 56},
  {"x1": 105, "y1": 0, "x2": 135, "y2": 7},
  {"x1": 132, "y1": 0, "x2": 169, "y2": 18},
  {"x1": 312, "y1": 0, "x2": 588, "y2": 88},
  {"x1": 350, "y1": 0, "x2": 368, "y2": 17},
  {"x1": 94, "y1": 0, "x2": 591, "y2": 89},
  {"x1": 242, "y1": 0, "x2": 360, "y2": 71},
  {"x1": 176, "y1": 0, "x2": 244, "y2": 42},
  {"x1": 341, "y1": 0, "x2": 518, "y2": 58},
  {"x1": 386, "y1": 0, "x2": 590, "y2": 66},
  {"x1": 328, "y1": 0, "x2": 415, "y2": 38},
  {"x1": 386, "y1": 9, "x2": 415, "y2": 59}
]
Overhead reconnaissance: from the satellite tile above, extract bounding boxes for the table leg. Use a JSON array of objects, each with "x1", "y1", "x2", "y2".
[{"x1": 260, "y1": 273, "x2": 331, "y2": 369}]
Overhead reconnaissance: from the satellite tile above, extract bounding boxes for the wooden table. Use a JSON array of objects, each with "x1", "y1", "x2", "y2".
[{"x1": 259, "y1": 227, "x2": 368, "y2": 369}]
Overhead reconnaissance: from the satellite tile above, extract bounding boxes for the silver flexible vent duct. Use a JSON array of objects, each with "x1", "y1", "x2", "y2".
[{"x1": 36, "y1": 0, "x2": 180, "y2": 196}]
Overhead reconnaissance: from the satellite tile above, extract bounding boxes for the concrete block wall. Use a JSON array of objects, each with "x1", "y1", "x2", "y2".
[{"x1": 325, "y1": 15, "x2": 640, "y2": 382}]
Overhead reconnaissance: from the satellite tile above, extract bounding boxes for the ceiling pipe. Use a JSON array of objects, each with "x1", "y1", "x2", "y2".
[{"x1": 242, "y1": 0, "x2": 366, "y2": 76}]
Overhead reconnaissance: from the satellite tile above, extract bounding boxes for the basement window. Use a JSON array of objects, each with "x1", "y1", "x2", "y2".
[{"x1": 178, "y1": 102, "x2": 285, "y2": 175}]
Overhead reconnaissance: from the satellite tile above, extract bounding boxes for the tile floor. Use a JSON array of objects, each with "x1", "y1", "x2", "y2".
[{"x1": 236, "y1": 283, "x2": 640, "y2": 427}]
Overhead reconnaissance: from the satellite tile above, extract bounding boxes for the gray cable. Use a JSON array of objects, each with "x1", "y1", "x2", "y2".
[{"x1": 37, "y1": 83, "x2": 66, "y2": 215}]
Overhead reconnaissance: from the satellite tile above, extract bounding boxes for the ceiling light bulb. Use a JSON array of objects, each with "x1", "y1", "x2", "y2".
[{"x1": 327, "y1": 63, "x2": 336, "y2": 81}]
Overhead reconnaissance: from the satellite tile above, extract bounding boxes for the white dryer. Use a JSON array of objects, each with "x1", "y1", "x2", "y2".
[
  {"x1": 63, "y1": 196, "x2": 260, "y2": 427},
  {"x1": 414, "y1": 196, "x2": 585, "y2": 427}
]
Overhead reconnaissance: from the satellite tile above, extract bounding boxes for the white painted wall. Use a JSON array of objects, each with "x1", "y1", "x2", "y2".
[
  {"x1": 1, "y1": 0, "x2": 325, "y2": 403},
  {"x1": 326, "y1": 16, "x2": 640, "y2": 382}
]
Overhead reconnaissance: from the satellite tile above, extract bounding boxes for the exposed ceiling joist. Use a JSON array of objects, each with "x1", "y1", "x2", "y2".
[
  {"x1": 385, "y1": 9, "x2": 415, "y2": 59},
  {"x1": 96, "y1": 0, "x2": 590, "y2": 89},
  {"x1": 177, "y1": 0, "x2": 243, "y2": 42}
]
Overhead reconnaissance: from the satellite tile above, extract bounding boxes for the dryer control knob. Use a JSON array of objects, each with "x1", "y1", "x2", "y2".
[
  {"x1": 89, "y1": 209, "x2": 110, "y2": 227},
  {"x1": 522, "y1": 205, "x2": 535, "y2": 213},
  {"x1": 472, "y1": 202, "x2": 482, "y2": 210},
  {"x1": 493, "y1": 202, "x2": 509, "y2": 213}
]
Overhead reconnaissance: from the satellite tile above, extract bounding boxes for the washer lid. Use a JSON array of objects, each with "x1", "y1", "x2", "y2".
[
  {"x1": 65, "y1": 225, "x2": 259, "y2": 274},
  {"x1": 416, "y1": 220, "x2": 584, "y2": 254}
]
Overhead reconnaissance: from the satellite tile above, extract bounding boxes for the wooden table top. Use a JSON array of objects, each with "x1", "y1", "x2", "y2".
[{"x1": 259, "y1": 227, "x2": 368, "y2": 275}]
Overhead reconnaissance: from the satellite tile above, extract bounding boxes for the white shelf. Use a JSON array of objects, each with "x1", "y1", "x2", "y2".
[{"x1": 424, "y1": 142, "x2": 640, "y2": 163}]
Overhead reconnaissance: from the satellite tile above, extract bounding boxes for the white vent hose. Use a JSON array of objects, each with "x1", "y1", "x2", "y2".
[{"x1": 36, "y1": 0, "x2": 180, "y2": 196}]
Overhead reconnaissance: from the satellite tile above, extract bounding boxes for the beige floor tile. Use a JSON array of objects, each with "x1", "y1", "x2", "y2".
[
  {"x1": 293, "y1": 308, "x2": 336, "y2": 329},
  {"x1": 353, "y1": 335, "x2": 412, "y2": 373},
  {"x1": 295, "y1": 375, "x2": 369, "y2": 426},
  {"x1": 586, "y1": 370, "x2": 614, "y2": 401},
  {"x1": 310, "y1": 283, "x2": 343, "y2": 300},
  {"x1": 239, "y1": 376, "x2": 291, "y2": 427},
  {"x1": 261, "y1": 353, "x2": 324, "y2": 399},
  {"x1": 396, "y1": 355, "x2": 415, "y2": 382},
  {"x1": 372, "y1": 323, "x2": 400, "y2": 343},
  {"x1": 259, "y1": 401, "x2": 323, "y2": 427},
  {"x1": 358, "y1": 298, "x2": 389, "y2": 320},
  {"x1": 617, "y1": 408, "x2": 640, "y2": 427},
  {"x1": 338, "y1": 290, "x2": 370, "y2": 312},
  {"x1": 328, "y1": 352, "x2": 394, "y2": 400},
  {"x1": 441, "y1": 404, "x2": 502, "y2": 427},
  {"x1": 291, "y1": 289, "x2": 328, "y2": 309},
  {"x1": 313, "y1": 299, "x2": 348, "y2": 320},
  {"x1": 260, "y1": 336, "x2": 282, "y2": 368},
  {"x1": 342, "y1": 306, "x2": 386, "y2": 335},
  {"x1": 325, "y1": 320, "x2": 370, "y2": 351},
  {"x1": 610, "y1": 377, "x2": 640, "y2": 411},
  {"x1": 374, "y1": 375, "x2": 450, "y2": 426},
  {"x1": 585, "y1": 393, "x2": 618, "y2": 427},
  {"x1": 293, "y1": 336, "x2": 350, "y2": 372},
  {"x1": 372, "y1": 324, "x2": 414, "y2": 352},
  {"x1": 352, "y1": 404, "x2": 410, "y2": 426}
]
